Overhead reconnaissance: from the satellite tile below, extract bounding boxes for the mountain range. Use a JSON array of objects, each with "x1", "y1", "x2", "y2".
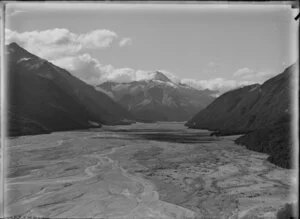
[
  {"x1": 6, "y1": 42, "x2": 216, "y2": 136},
  {"x1": 6, "y1": 42, "x2": 297, "y2": 168},
  {"x1": 7, "y1": 43, "x2": 133, "y2": 136},
  {"x1": 97, "y1": 72, "x2": 216, "y2": 122}
]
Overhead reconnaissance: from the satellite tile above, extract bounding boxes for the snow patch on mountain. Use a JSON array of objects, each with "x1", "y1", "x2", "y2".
[
  {"x1": 151, "y1": 80, "x2": 178, "y2": 88},
  {"x1": 17, "y1": 57, "x2": 32, "y2": 63},
  {"x1": 111, "y1": 84, "x2": 131, "y2": 92},
  {"x1": 94, "y1": 86, "x2": 114, "y2": 98}
]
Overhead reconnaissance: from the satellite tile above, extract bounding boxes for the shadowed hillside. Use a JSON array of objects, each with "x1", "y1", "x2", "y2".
[
  {"x1": 186, "y1": 62, "x2": 297, "y2": 169},
  {"x1": 186, "y1": 63, "x2": 295, "y2": 131},
  {"x1": 235, "y1": 117, "x2": 292, "y2": 168},
  {"x1": 7, "y1": 43, "x2": 134, "y2": 136}
]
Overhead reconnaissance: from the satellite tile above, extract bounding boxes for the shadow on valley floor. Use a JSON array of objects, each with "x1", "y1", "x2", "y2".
[
  {"x1": 132, "y1": 132, "x2": 218, "y2": 144},
  {"x1": 103, "y1": 128, "x2": 180, "y2": 133},
  {"x1": 75, "y1": 128, "x2": 218, "y2": 144}
]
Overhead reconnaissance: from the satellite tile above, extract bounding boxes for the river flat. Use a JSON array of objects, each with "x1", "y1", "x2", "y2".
[{"x1": 5, "y1": 122, "x2": 295, "y2": 218}]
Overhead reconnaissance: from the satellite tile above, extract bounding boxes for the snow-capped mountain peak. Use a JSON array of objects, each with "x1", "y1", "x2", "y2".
[{"x1": 149, "y1": 71, "x2": 172, "y2": 83}]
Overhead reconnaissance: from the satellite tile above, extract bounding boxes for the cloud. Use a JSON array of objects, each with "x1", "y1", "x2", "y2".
[
  {"x1": 52, "y1": 53, "x2": 112, "y2": 85},
  {"x1": 5, "y1": 27, "x2": 267, "y2": 94},
  {"x1": 52, "y1": 52, "x2": 255, "y2": 94},
  {"x1": 51, "y1": 52, "x2": 182, "y2": 85},
  {"x1": 179, "y1": 67, "x2": 276, "y2": 95},
  {"x1": 79, "y1": 29, "x2": 118, "y2": 48},
  {"x1": 5, "y1": 28, "x2": 118, "y2": 60},
  {"x1": 52, "y1": 54, "x2": 142, "y2": 84},
  {"x1": 119, "y1": 38, "x2": 132, "y2": 47},
  {"x1": 106, "y1": 68, "x2": 139, "y2": 83},
  {"x1": 233, "y1": 67, "x2": 254, "y2": 77},
  {"x1": 181, "y1": 78, "x2": 254, "y2": 94},
  {"x1": 233, "y1": 67, "x2": 275, "y2": 83}
]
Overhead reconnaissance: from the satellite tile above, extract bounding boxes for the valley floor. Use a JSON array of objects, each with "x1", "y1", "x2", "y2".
[{"x1": 4, "y1": 122, "x2": 296, "y2": 218}]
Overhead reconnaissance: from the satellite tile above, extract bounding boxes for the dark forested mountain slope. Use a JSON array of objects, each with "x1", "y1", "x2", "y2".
[
  {"x1": 186, "y1": 63, "x2": 297, "y2": 169},
  {"x1": 97, "y1": 73, "x2": 216, "y2": 122},
  {"x1": 235, "y1": 119, "x2": 292, "y2": 168},
  {"x1": 7, "y1": 42, "x2": 133, "y2": 136},
  {"x1": 186, "y1": 63, "x2": 295, "y2": 132}
]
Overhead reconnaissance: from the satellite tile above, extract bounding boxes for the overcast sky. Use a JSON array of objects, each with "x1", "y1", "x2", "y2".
[{"x1": 5, "y1": 3, "x2": 299, "y2": 93}]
